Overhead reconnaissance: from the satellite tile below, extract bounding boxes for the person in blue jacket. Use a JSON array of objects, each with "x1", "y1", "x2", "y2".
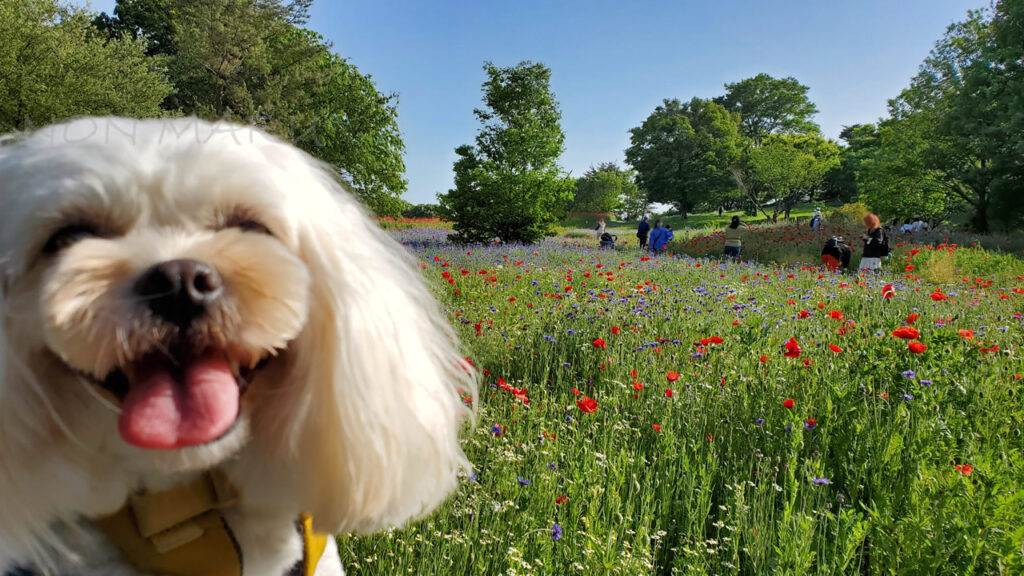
[{"x1": 648, "y1": 220, "x2": 670, "y2": 254}]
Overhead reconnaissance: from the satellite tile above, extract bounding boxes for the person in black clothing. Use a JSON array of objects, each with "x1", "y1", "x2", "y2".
[
  {"x1": 599, "y1": 232, "x2": 617, "y2": 249},
  {"x1": 636, "y1": 215, "x2": 650, "y2": 249},
  {"x1": 821, "y1": 236, "x2": 852, "y2": 272},
  {"x1": 859, "y1": 213, "x2": 887, "y2": 271}
]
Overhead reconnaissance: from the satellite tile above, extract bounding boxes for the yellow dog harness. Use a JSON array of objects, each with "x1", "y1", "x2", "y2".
[{"x1": 91, "y1": 472, "x2": 330, "y2": 576}]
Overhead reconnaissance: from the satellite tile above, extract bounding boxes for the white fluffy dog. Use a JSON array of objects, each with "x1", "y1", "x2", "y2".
[{"x1": 0, "y1": 118, "x2": 474, "y2": 575}]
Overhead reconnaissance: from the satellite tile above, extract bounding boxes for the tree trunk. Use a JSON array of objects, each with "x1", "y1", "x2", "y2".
[
  {"x1": 784, "y1": 207, "x2": 791, "y2": 220},
  {"x1": 973, "y1": 201, "x2": 989, "y2": 233}
]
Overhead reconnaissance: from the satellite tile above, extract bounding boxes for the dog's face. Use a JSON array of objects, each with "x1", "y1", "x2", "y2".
[{"x1": 0, "y1": 118, "x2": 473, "y2": 563}]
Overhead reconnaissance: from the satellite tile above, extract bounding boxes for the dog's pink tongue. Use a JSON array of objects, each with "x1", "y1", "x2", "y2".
[{"x1": 119, "y1": 352, "x2": 239, "y2": 449}]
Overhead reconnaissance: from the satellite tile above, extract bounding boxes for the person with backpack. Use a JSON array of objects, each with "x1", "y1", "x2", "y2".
[
  {"x1": 821, "y1": 236, "x2": 852, "y2": 272},
  {"x1": 636, "y1": 216, "x2": 651, "y2": 249},
  {"x1": 859, "y1": 213, "x2": 888, "y2": 271}
]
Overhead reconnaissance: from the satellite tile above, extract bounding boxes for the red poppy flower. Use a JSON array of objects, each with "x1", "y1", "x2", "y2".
[
  {"x1": 829, "y1": 344, "x2": 843, "y2": 353},
  {"x1": 957, "y1": 329, "x2": 974, "y2": 340},
  {"x1": 908, "y1": 342, "x2": 928, "y2": 354},
  {"x1": 630, "y1": 369, "x2": 638, "y2": 378},
  {"x1": 576, "y1": 396, "x2": 598, "y2": 413},
  {"x1": 611, "y1": 326, "x2": 621, "y2": 335},
  {"x1": 633, "y1": 381, "x2": 643, "y2": 392},
  {"x1": 665, "y1": 389, "x2": 673, "y2": 398},
  {"x1": 783, "y1": 398, "x2": 795, "y2": 409},
  {"x1": 592, "y1": 338, "x2": 607, "y2": 349},
  {"x1": 882, "y1": 284, "x2": 895, "y2": 299},
  {"x1": 783, "y1": 338, "x2": 801, "y2": 358},
  {"x1": 555, "y1": 495, "x2": 569, "y2": 504},
  {"x1": 829, "y1": 310, "x2": 844, "y2": 321},
  {"x1": 930, "y1": 291, "x2": 947, "y2": 301},
  {"x1": 891, "y1": 327, "x2": 920, "y2": 340},
  {"x1": 652, "y1": 424, "x2": 662, "y2": 432},
  {"x1": 954, "y1": 464, "x2": 973, "y2": 476},
  {"x1": 759, "y1": 355, "x2": 769, "y2": 363},
  {"x1": 666, "y1": 371, "x2": 680, "y2": 382},
  {"x1": 572, "y1": 388, "x2": 581, "y2": 396},
  {"x1": 508, "y1": 296, "x2": 516, "y2": 302},
  {"x1": 906, "y1": 313, "x2": 920, "y2": 325},
  {"x1": 797, "y1": 310, "x2": 811, "y2": 319}
]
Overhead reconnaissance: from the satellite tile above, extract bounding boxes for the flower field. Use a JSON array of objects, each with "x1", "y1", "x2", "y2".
[{"x1": 338, "y1": 228, "x2": 1024, "y2": 575}]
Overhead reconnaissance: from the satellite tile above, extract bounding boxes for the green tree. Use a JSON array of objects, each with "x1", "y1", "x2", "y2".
[
  {"x1": 856, "y1": 115, "x2": 956, "y2": 223},
  {"x1": 0, "y1": 0, "x2": 170, "y2": 132},
  {"x1": 571, "y1": 162, "x2": 633, "y2": 214},
  {"x1": 734, "y1": 133, "x2": 840, "y2": 221},
  {"x1": 878, "y1": 4, "x2": 1024, "y2": 231},
  {"x1": 94, "y1": 0, "x2": 408, "y2": 216},
  {"x1": 625, "y1": 98, "x2": 741, "y2": 219},
  {"x1": 715, "y1": 74, "x2": 820, "y2": 143},
  {"x1": 438, "y1": 62, "x2": 574, "y2": 244},
  {"x1": 292, "y1": 48, "x2": 407, "y2": 216},
  {"x1": 821, "y1": 124, "x2": 878, "y2": 203},
  {"x1": 617, "y1": 177, "x2": 648, "y2": 221}
]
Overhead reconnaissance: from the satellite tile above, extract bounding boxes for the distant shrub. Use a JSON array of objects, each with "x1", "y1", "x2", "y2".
[
  {"x1": 829, "y1": 203, "x2": 871, "y2": 227},
  {"x1": 402, "y1": 204, "x2": 440, "y2": 219}
]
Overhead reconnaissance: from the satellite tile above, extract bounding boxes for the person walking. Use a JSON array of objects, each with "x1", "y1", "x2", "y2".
[
  {"x1": 810, "y1": 208, "x2": 823, "y2": 230},
  {"x1": 724, "y1": 216, "x2": 744, "y2": 260},
  {"x1": 648, "y1": 220, "x2": 669, "y2": 254},
  {"x1": 595, "y1": 218, "x2": 606, "y2": 238},
  {"x1": 860, "y1": 213, "x2": 888, "y2": 271},
  {"x1": 636, "y1": 215, "x2": 650, "y2": 249}
]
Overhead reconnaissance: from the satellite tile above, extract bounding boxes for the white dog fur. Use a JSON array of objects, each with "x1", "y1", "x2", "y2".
[{"x1": 0, "y1": 117, "x2": 474, "y2": 574}]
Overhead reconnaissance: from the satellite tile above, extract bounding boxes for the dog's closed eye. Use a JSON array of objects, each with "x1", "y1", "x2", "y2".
[
  {"x1": 220, "y1": 209, "x2": 274, "y2": 237},
  {"x1": 42, "y1": 223, "x2": 101, "y2": 255}
]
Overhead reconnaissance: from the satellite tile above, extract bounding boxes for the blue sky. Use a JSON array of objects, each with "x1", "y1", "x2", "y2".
[{"x1": 81, "y1": 0, "x2": 979, "y2": 205}]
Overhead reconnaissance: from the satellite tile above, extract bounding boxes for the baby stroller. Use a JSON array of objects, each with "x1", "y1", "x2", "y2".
[
  {"x1": 599, "y1": 232, "x2": 617, "y2": 249},
  {"x1": 821, "y1": 236, "x2": 851, "y2": 272}
]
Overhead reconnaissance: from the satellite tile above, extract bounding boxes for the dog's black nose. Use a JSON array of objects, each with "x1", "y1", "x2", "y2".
[{"x1": 134, "y1": 259, "x2": 223, "y2": 325}]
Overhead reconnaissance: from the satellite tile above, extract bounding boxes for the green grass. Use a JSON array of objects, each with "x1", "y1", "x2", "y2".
[{"x1": 338, "y1": 227, "x2": 1024, "y2": 575}]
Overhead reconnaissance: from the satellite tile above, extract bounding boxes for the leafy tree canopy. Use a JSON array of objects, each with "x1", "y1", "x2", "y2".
[
  {"x1": 571, "y1": 162, "x2": 636, "y2": 214},
  {"x1": 715, "y1": 74, "x2": 819, "y2": 143},
  {"x1": 0, "y1": 0, "x2": 171, "y2": 132},
  {"x1": 735, "y1": 133, "x2": 840, "y2": 221},
  {"x1": 625, "y1": 98, "x2": 741, "y2": 218},
  {"x1": 91, "y1": 0, "x2": 406, "y2": 215}
]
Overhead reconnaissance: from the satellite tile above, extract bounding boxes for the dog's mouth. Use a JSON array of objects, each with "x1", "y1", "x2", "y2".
[{"x1": 84, "y1": 348, "x2": 270, "y2": 451}]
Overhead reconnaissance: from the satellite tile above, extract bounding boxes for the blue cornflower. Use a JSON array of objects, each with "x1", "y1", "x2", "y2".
[
  {"x1": 546, "y1": 462, "x2": 559, "y2": 471},
  {"x1": 491, "y1": 424, "x2": 503, "y2": 436},
  {"x1": 921, "y1": 380, "x2": 934, "y2": 386},
  {"x1": 517, "y1": 477, "x2": 530, "y2": 486},
  {"x1": 550, "y1": 523, "x2": 563, "y2": 541},
  {"x1": 812, "y1": 477, "x2": 830, "y2": 486},
  {"x1": 902, "y1": 370, "x2": 916, "y2": 379},
  {"x1": 755, "y1": 418, "x2": 765, "y2": 424},
  {"x1": 902, "y1": 393, "x2": 913, "y2": 401}
]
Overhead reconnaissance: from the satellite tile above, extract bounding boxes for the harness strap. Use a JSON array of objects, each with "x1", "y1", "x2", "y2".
[{"x1": 92, "y1": 471, "x2": 244, "y2": 576}]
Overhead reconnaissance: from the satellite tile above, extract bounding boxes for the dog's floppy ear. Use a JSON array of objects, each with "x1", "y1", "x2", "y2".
[{"x1": 282, "y1": 163, "x2": 475, "y2": 534}]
